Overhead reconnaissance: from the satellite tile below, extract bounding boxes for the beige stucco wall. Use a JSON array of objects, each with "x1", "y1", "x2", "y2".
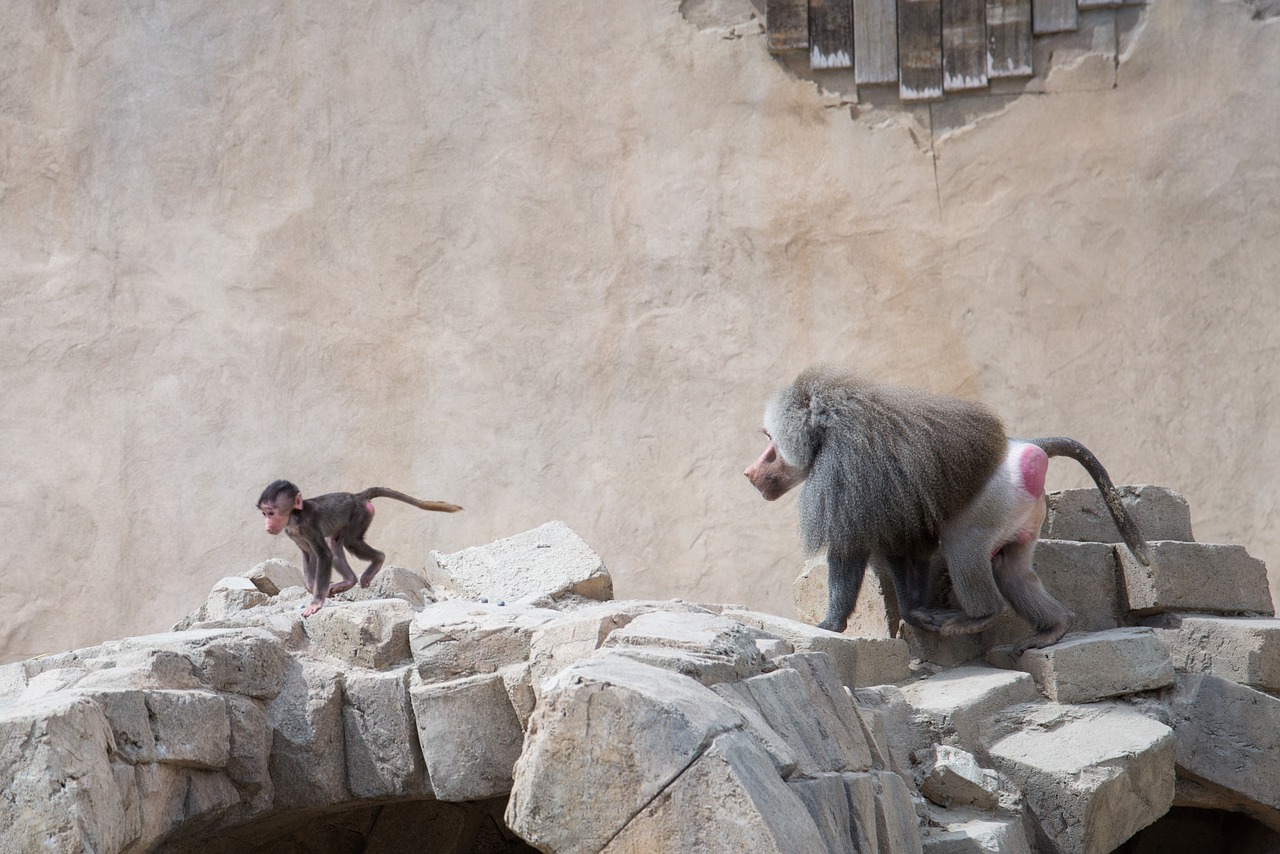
[{"x1": 1, "y1": 0, "x2": 1275, "y2": 663}]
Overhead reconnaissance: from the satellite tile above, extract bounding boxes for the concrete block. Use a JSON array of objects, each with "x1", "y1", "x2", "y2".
[
  {"x1": 266, "y1": 658, "x2": 348, "y2": 810},
  {"x1": 897, "y1": 666, "x2": 1039, "y2": 750},
  {"x1": 987, "y1": 704, "x2": 1175, "y2": 854},
  {"x1": 604, "y1": 731, "x2": 828, "y2": 853},
  {"x1": 1042, "y1": 485, "x2": 1194, "y2": 544},
  {"x1": 409, "y1": 672, "x2": 524, "y2": 801},
  {"x1": 427, "y1": 521, "x2": 612, "y2": 602},
  {"x1": 919, "y1": 745, "x2": 999, "y2": 809},
  {"x1": 989, "y1": 628, "x2": 1175, "y2": 704},
  {"x1": 119, "y1": 628, "x2": 289, "y2": 700},
  {"x1": 410, "y1": 599, "x2": 560, "y2": 683},
  {"x1": 795, "y1": 554, "x2": 906, "y2": 638},
  {"x1": 343, "y1": 667, "x2": 430, "y2": 799},
  {"x1": 600, "y1": 611, "x2": 769, "y2": 685},
  {"x1": 725, "y1": 608, "x2": 912, "y2": 688},
  {"x1": 506, "y1": 657, "x2": 746, "y2": 853},
  {"x1": 1120, "y1": 541, "x2": 1272, "y2": 616},
  {"x1": 526, "y1": 599, "x2": 718, "y2": 694},
  {"x1": 1167, "y1": 673, "x2": 1280, "y2": 813},
  {"x1": 242, "y1": 558, "x2": 303, "y2": 596},
  {"x1": 144, "y1": 690, "x2": 231, "y2": 768},
  {"x1": 712, "y1": 654, "x2": 873, "y2": 775},
  {"x1": 922, "y1": 808, "x2": 1033, "y2": 854},
  {"x1": 305, "y1": 598, "x2": 415, "y2": 670},
  {"x1": 1144, "y1": 614, "x2": 1280, "y2": 692},
  {"x1": 980, "y1": 541, "x2": 1122, "y2": 650}
]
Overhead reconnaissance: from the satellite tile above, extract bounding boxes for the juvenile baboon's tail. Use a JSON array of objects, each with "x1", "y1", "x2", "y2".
[
  {"x1": 357, "y1": 487, "x2": 463, "y2": 513},
  {"x1": 1028, "y1": 437, "x2": 1151, "y2": 566}
]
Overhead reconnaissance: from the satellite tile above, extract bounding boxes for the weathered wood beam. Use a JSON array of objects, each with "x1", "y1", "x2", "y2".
[
  {"x1": 1032, "y1": 0, "x2": 1077, "y2": 34},
  {"x1": 986, "y1": 0, "x2": 1032, "y2": 78},
  {"x1": 809, "y1": 0, "x2": 853, "y2": 69},
  {"x1": 854, "y1": 0, "x2": 899, "y2": 84},
  {"x1": 942, "y1": 0, "x2": 987, "y2": 92},
  {"x1": 898, "y1": 0, "x2": 944, "y2": 101},
  {"x1": 767, "y1": 0, "x2": 809, "y2": 53}
]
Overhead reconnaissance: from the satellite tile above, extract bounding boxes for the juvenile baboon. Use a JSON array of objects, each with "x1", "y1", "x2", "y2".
[{"x1": 258, "y1": 480, "x2": 462, "y2": 617}]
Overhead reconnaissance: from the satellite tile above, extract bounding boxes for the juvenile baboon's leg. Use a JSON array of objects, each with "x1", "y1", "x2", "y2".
[
  {"x1": 992, "y1": 540, "x2": 1074, "y2": 655},
  {"x1": 818, "y1": 547, "x2": 870, "y2": 633},
  {"x1": 326, "y1": 536, "x2": 360, "y2": 595},
  {"x1": 347, "y1": 537, "x2": 387, "y2": 588},
  {"x1": 301, "y1": 547, "x2": 336, "y2": 617}
]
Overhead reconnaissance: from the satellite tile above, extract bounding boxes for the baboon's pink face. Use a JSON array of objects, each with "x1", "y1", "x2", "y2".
[
  {"x1": 744, "y1": 434, "x2": 806, "y2": 501},
  {"x1": 260, "y1": 493, "x2": 301, "y2": 535}
]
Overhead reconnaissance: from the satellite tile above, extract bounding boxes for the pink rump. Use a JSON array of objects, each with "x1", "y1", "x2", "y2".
[
  {"x1": 1018, "y1": 444, "x2": 1049, "y2": 498},
  {"x1": 365, "y1": 501, "x2": 376, "y2": 515}
]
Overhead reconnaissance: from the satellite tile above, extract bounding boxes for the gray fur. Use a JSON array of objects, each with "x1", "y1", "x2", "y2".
[{"x1": 765, "y1": 365, "x2": 1008, "y2": 557}]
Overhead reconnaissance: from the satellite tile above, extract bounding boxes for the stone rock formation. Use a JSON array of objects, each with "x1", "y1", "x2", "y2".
[{"x1": 0, "y1": 494, "x2": 1276, "y2": 853}]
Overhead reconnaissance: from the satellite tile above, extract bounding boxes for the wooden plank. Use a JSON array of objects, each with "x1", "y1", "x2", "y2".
[
  {"x1": 809, "y1": 0, "x2": 853, "y2": 70},
  {"x1": 942, "y1": 0, "x2": 987, "y2": 91},
  {"x1": 767, "y1": 0, "x2": 809, "y2": 53},
  {"x1": 854, "y1": 0, "x2": 899, "y2": 84},
  {"x1": 898, "y1": 0, "x2": 944, "y2": 101},
  {"x1": 986, "y1": 0, "x2": 1032, "y2": 78},
  {"x1": 1032, "y1": 0, "x2": 1077, "y2": 34}
]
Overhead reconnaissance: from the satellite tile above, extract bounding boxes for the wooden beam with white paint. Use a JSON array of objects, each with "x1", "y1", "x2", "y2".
[
  {"x1": 809, "y1": 0, "x2": 854, "y2": 69},
  {"x1": 986, "y1": 0, "x2": 1032, "y2": 78},
  {"x1": 898, "y1": 0, "x2": 944, "y2": 101},
  {"x1": 942, "y1": 0, "x2": 988, "y2": 92}
]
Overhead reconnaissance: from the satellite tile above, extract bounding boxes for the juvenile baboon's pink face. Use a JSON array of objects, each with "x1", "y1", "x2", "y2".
[
  {"x1": 744, "y1": 435, "x2": 806, "y2": 501},
  {"x1": 260, "y1": 493, "x2": 301, "y2": 535}
]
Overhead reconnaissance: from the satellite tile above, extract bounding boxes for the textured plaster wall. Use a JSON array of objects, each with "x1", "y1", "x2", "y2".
[{"x1": 0, "y1": 0, "x2": 1275, "y2": 662}]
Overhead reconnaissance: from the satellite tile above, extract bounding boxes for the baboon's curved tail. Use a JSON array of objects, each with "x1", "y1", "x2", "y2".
[
  {"x1": 357, "y1": 487, "x2": 463, "y2": 514},
  {"x1": 1027, "y1": 437, "x2": 1151, "y2": 566}
]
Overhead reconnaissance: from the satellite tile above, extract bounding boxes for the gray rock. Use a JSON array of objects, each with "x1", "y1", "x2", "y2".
[
  {"x1": 919, "y1": 745, "x2": 999, "y2": 809},
  {"x1": 897, "y1": 665, "x2": 1039, "y2": 751},
  {"x1": 0, "y1": 694, "x2": 130, "y2": 852},
  {"x1": 600, "y1": 610, "x2": 770, "y2": 685},
  {"x1": 922, "y1": 808, "x2": 1033, "y2": 854},
  {"x1": 713, "y1": 653, "x2": 873, "y2": 775},
  {"x1": 119, "y1": 628, "x2": 289, "y2": 700}
]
